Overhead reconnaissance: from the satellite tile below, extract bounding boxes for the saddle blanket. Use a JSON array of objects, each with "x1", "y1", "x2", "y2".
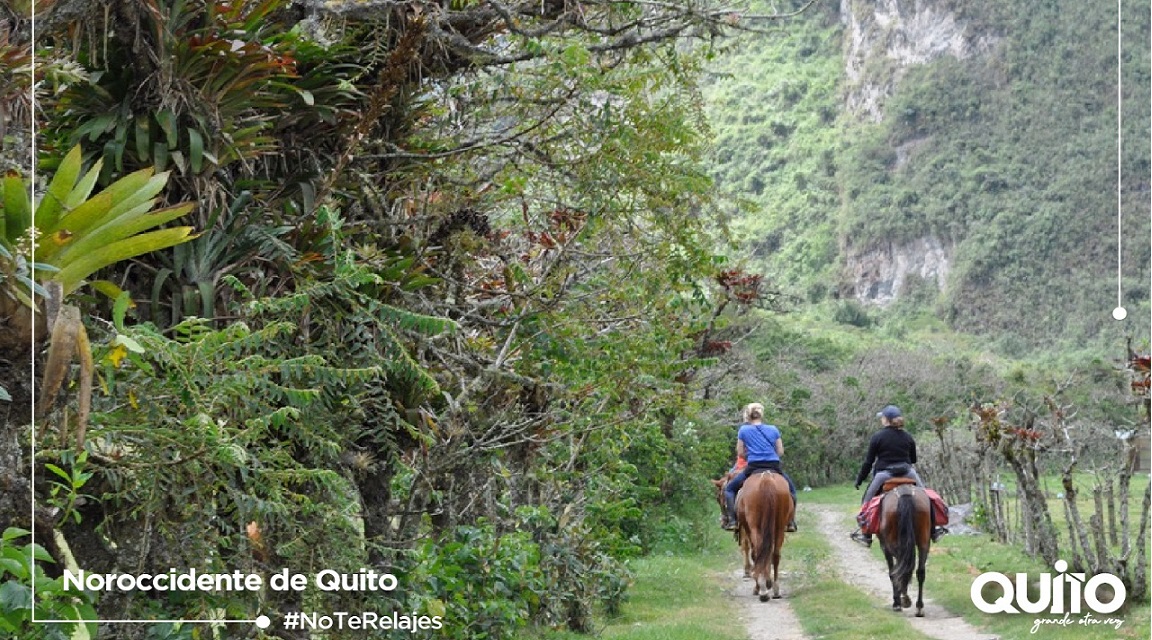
[{"x1": 856, "y1": 488, "x2": 949, "y2": 534}]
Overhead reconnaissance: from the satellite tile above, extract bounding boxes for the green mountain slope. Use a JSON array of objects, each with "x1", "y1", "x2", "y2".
[{"x1": 704, "y1": 0, "x2": 1150, "y2": 352}]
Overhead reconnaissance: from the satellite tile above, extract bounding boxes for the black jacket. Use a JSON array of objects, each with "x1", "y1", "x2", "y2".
[{"x1": 855, "y1": 427, "x2": 917, "y2": 486}]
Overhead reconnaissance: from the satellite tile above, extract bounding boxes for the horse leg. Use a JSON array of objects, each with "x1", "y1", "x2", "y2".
[
  {"x1": 750, "y1": 532, "x2": 768, "y2": 601},
  {"x1": 915, "y1": 544, "x2": 927, "y2": 617},
  {"x1": 900, "y1": 549, "x2": 912, "y2": 609},
  {"x1": 880, "y1": 547, "x2": 901, "y2": 611},
  {"x1": 771, "y1": 546, "x2": 782, "y2": 599},
  {"x1": 898, "y1": 558, "x2": 912, "y2": 609},
  {"x1": 755, "y1": 541, "x2": 768, "y2": 601},
  {"x1": 757, "y1": 539, "x2": 772, "y2": 602},
  {"x1": 746, "y1": 529, "x2": 755, "y2": 580}
]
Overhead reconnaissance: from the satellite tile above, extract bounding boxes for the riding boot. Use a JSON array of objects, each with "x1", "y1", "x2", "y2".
[
  {"x1": 931, "y1": 526, "x2": 949, "y2": 542},
  {"x1": 723, "y1": 494, "x2": 737, "y2": 531},
  {"x1": 786, "y1": 497, "x2": 798, "y2": 532},
  {"x1": 849, "y1": 529, "x2": 872, "y2": 547}
]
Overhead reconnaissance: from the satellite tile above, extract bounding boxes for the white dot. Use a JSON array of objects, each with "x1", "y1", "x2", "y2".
[
  {"x1": 1113, "y1": 307, "x2": 1128, "y2": 320},
  {"x1": 256, "y1": 615, "x2": 271, "y2": 629},
  {"x1": 1054, "y1": 560, "x2": 1068, "y2": 573}
]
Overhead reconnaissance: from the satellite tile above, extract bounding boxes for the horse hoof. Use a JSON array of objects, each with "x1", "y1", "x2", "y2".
[
  {"x1": 772, "y1": 594, "x2": 782, "y2": 599},
  {"x1": 892, "y1": 605, "x2": 902, "y2": 612},
  {"x1": 759, "y1": 594, "x2": 770, "y2": 602},
  {"x1": 901, "y1": 596, "x2": 912, "y2": 608},
  {"x1": 916, "y1": 609, "x2": 924, "y2": 617}
]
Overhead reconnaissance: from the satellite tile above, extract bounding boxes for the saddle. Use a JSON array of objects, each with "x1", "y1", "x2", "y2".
[
  {"x1": 856, "y1": 485, "x2": 950, "y2": 534},
  {"x1": 881, "y1": 477, "x2": 918, "y2": 493}
]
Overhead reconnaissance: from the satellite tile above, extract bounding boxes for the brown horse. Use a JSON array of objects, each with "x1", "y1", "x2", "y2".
[
  {"x1": 735, "y1": 471, "x2": 793, "y2": 601},
  {"x1": 877, "y1": 484, "x2": 932, "y2": 616},
  {"x1": 711, "y1": 470, "x2": 737, "y2": 530}
]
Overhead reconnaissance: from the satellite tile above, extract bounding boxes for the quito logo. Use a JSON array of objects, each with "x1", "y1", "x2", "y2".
[{"x1": 970, "y1": 560, "x2": 1126, "y2": 615}]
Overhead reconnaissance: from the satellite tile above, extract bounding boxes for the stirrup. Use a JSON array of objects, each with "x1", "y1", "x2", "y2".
[
  {"x1": 786, "y1": 520, "x2": 798, "y2": 533},
  {"x1": 850, "y1": 532, "x2": 872, "y2": 547},
  {"x1": 931, "y1": 527, "x2": 949, "y2": 542}
]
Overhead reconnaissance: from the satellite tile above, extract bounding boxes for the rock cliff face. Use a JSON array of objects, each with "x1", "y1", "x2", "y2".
[
  {"x1": 841, "y1": 0, "x2": 996, "y2": 122},
  {"x1": 839, "y1": 0, "x2": 994, "y2": 305},
  {"x1": 843, "y1": 236, "x2": 953, "y2": 306}
]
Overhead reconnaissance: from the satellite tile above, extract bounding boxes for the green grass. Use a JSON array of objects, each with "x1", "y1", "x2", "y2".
[
  {"x1": 805, "y1": 484, "x2": 1151, "y2": 640},
  {"x1": 783, "y1": 507, "x2": 936, "y2": 640},
  {"x1": 519, "y1": 518, "x2": 746, "y2": 640}
]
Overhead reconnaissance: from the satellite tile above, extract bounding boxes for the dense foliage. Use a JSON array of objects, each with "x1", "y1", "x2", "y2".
[
  {"x1": 0, "y1": 0, "x2": 806, "y2": 637},
  {"x1": 2, "y1": 0, "x2": 1149, "y2": 637},
  {"x1": 704, "y1": 0, "x2": 1151, "y2": 352}
]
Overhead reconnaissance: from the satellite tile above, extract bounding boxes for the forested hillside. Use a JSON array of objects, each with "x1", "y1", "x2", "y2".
[
  {"x1": 1, "y1": 0, "x2": 1150, "y2": 638},
  {"x1": 705, "y1": 0, "x2": 1151, "y2": 353}
]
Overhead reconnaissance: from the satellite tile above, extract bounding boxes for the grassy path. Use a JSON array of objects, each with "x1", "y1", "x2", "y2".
[{"x1": 527, "y1": 484, "x2": 1151, "y2": 640}]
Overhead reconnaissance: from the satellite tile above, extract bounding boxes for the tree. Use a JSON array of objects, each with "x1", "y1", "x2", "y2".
[{"x1": 8, "y1": 0, "x2": 818, "y2": 635}]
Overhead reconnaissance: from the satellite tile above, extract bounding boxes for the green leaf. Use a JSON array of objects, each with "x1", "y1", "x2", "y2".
[
  {"x1": 45, "y1": 464, "x2": 71, "y2": 484},
  {"x1": 156, "y1": 109, "x2": 178, "y2": 148},
  {"x1": 0, "y1": 558, "x2": 22, "y2": 577},
  {"x1": 42, "y1": 166, "x2": 154, "y2": 236},
  {"x1": 63, "y1": 162, "x2": 104, "y2": 210},
  {"x1": 561, "y1": 44, "x2": 590, "y2": 68},
  {"x1": 0, "y1": 581, "x2": 31, "y2": 612},
  {"x1": 75, "y1": 114, "x2": 116, "y2": 142},
  {"x1": 0, "y1": 550, "x2": 27, "y2": 581},
  {"x1": 153, "y1": 142, "x2": 169, "y2": 171},
  {"x1": 35, "y1": 146, "x2": 83, "y2": 232},
  {"x1": 89, "y1": 280, "x2": 126, "y2": 302},
  {"x1": 1, "y1": 528, "x2": 30, "y2": 542},
  {"x1": 112, "y1": 290, "x2": 132, "y2": 330},
  {"x1": 134, "y1": 115, "x2": 152, "y2": 162},
  {"x1": 112, "y1": 334, "x2": 145, "y2": 354},
  {"x1": 30, "y1": 544, "x2": 53, "y2": 563},
  {"x1": 53, "y1": 226, "x2": 198, "y2": 295},
  {"x1": 189, "y1": 128, "x2": 205, "y2": 173},
  {"x1": 54, "y1": 202, "x2": 196, "y2": 267},
  {"x1": 2, "y1": 171, "x2": 30, "y2": 245}
]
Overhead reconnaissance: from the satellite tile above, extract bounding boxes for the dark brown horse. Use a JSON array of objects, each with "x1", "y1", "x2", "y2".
[
  {"x1": 735, "y1": 471, "x2": 793, "y2": 601},
  {"x1": 877, "y1": 483, "x2": 932, "y2": 616}
]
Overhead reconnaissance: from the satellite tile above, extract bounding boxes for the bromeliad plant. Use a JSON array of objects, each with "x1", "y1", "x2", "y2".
[
  {"x1": 32, "y1": 146, "x2": 197, "y2": 297},
  {"x1": 0, "y1": 145, "x2": 196, "y2": 446},
  {"x1": 1, "y1": 145, "x2": 196, "y2": 301}
]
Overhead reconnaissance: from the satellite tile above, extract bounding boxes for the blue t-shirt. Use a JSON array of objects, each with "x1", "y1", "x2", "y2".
[{"x1": 738, "y1": 423, "x2": 781, "y2": 463}]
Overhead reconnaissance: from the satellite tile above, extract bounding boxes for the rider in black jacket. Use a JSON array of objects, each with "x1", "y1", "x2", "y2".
[{"x1": 850, "y1": 405, "x2": 924, "y2": 547}]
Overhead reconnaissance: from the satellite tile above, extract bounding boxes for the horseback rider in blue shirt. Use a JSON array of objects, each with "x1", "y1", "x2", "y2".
[{"x1": 722, "y1": 403, "x2": 798, "y2": 532}]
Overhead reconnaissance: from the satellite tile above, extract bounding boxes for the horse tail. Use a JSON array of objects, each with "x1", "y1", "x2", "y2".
[
  {"x1": 893, "y1": 490, "x2": 918, "y2": 581},
  {"x1": 752, "y1": 477, "x2": 779, "y2": 570}
]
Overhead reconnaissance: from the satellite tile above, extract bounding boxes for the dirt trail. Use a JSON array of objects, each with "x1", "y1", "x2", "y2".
[
  {"x1": 809, "y1": 504, "x2": 999, "y2": 640},
  {"x1": 727, "y1": 565, "x2": 808, "y2": 640},
  {"x1": 728, "y1": 505, "x2": 999, "y2": 640}
]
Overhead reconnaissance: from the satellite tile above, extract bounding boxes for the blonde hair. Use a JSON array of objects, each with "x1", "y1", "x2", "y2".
[{"x1": 743, "y1": 403, "x2": 765, "y2": 423}]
